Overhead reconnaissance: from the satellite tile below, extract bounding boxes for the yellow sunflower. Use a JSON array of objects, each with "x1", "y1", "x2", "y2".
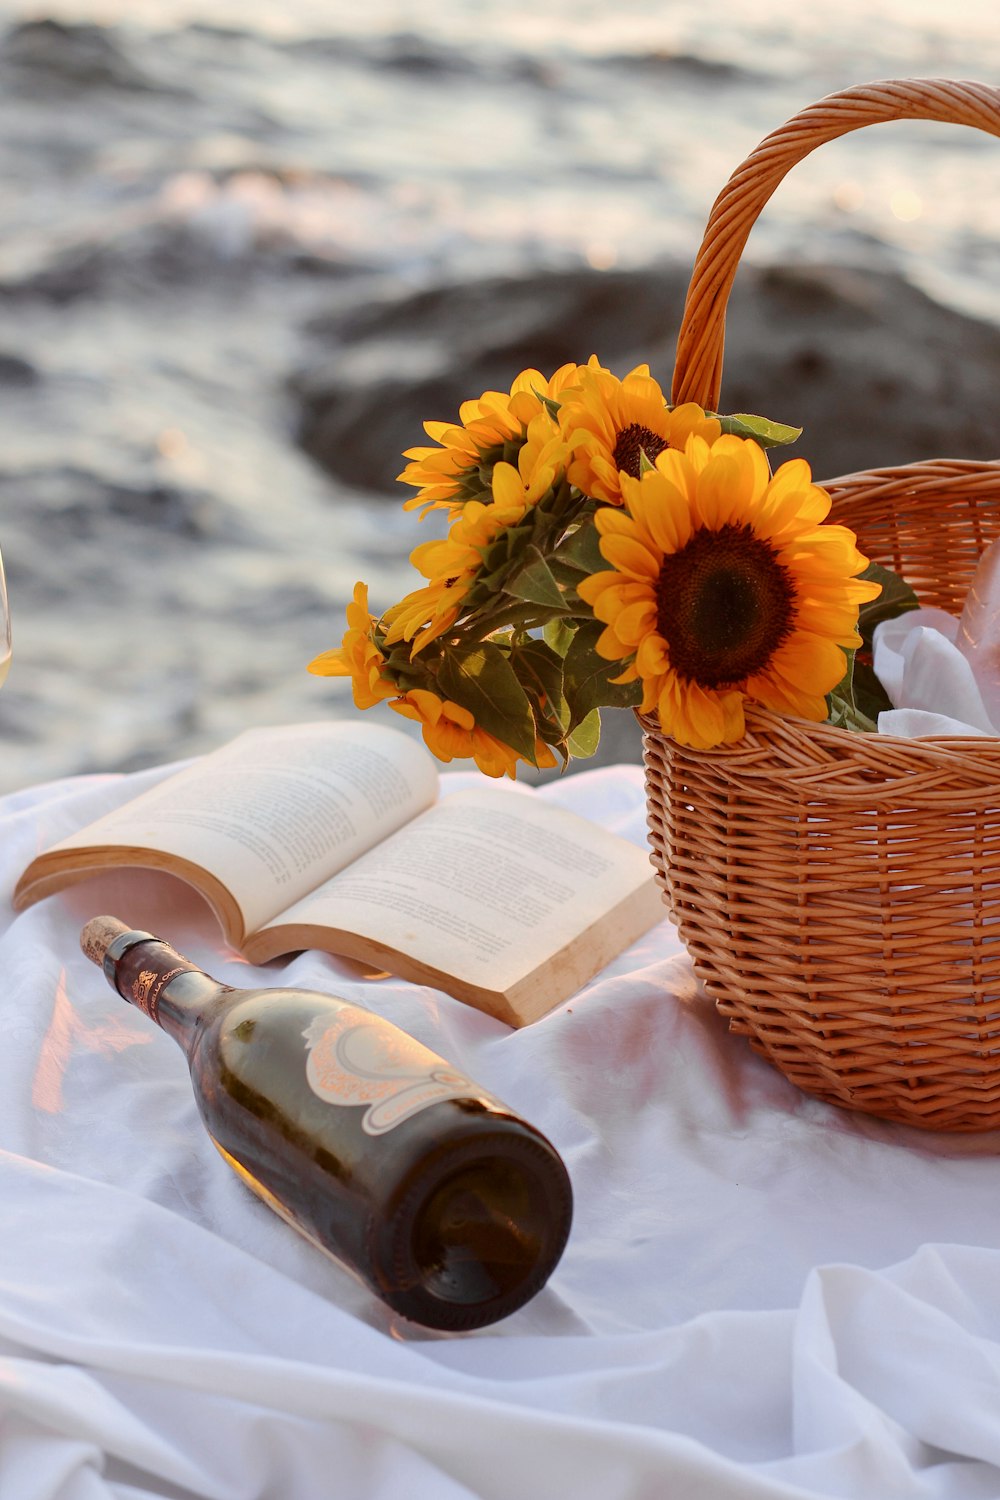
[
  {"x1": 398, "y1": 364, "x2": 581, "y2": 515},
  {"x1": 386, "y1": 420, "x2": 569, "y2": 656},
  {"x1": 380, "y1": 578, "x2": 467, "y2": 659},
  {"x1": 307, "y1": 582, "x2": 398, "y2": 708},
  {"x1": 577, "y1": 433, "x2": 882, "y2": 748},
  {"x1": 390, "y1": 688, "x2": 556, "y2": 779},
  {"x1": 505, "y1": 409, "x2": 572, "y2": 507},
  {"x1": 558, "y1": 357, "x2": 721, "y2": 506},
  {"x1": 383, "y1": 498, "x2": 516, "y2": 657}
]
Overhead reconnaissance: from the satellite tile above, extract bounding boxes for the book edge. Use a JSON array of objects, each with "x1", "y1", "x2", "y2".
[{"x1": 12, "y1": 846, "x2": 248, "y2": 949}]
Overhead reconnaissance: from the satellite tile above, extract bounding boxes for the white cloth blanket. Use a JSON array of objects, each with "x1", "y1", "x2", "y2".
[{"x1": 3, "y1": 748, "x2": 1000, "y2": 1500}]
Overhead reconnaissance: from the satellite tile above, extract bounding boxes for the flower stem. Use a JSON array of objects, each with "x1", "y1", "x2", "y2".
[{"x1": 459, "y1": 600, "x2": 569, "y2": 643}]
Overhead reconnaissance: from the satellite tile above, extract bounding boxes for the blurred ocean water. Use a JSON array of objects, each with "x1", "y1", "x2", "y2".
[{"x1": 0, "y1": 0, "x2": 998, "y2": 792}]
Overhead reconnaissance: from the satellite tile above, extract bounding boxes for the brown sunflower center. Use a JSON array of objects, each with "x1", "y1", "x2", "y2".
[
  {"x1": 613, "y1": 422, "x2": 670, "y2": 478},
  {"x1": 655, "y1": 523, "x2": 796, "y2": 687}
]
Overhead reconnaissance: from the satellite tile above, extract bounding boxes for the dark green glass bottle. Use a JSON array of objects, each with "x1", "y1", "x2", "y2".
[{"x1": 81, "y1": 917, "x2": 573, "y2": 1331}]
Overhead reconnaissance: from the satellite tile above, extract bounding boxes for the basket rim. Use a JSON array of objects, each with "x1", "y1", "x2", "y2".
[
  {"x1": 638, "y1": 704, "x2": 1000, "y2": 754},
  {"x1": 637, "y1": 707, "x2": 1000, "y2": 800}
]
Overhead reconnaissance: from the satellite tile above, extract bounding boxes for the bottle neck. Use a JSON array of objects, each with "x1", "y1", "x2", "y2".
[{"x1": 107, "y1": 935, "x2": 232, "y2": 1051}]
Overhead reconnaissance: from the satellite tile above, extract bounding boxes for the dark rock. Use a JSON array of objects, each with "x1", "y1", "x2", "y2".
[
  {"x1": 0, "y1": 352, "x2": 39, "y2": 386},
  {"x1": 290, "y1": 259, "x2": 1000, "y2": 494},
  {"x1": 292, "y1": 264, "x2": 693, "y2": 492},
  {"x1": 602, "y1": 49, "x2": 750, "y2": 83},
  {"x1": 283, "y1": 30, "x2": 557, "y2": 86},
  {"x1": 0, "y1": 18, "x2": 158, "y2": 93},
  {"x1": 0, "y1": 242, "x2": 110, "y2": 304},
  {"x1": 708, "y1": 263, "x2": 997, "y2": 481}
]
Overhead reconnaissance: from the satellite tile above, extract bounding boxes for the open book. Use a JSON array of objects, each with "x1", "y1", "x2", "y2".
[{"x1": 13, "y1": 721, "x2": 664, "y2": 1026}]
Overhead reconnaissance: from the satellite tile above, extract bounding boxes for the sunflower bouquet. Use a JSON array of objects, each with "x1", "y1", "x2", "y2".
[{"x1": 309, "y1": 357, "x2": 888, "y2": 778}]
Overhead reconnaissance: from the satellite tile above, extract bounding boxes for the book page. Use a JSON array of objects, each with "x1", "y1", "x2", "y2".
[
  {"x1": 38, "y1": 722, "x2": 439, "y2": 939},
  {"x1": 256, "y1": 785, "x2": 659, "y2": 992}
]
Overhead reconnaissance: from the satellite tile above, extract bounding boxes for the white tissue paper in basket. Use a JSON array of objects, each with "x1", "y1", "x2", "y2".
[
  {"x1": 873, "y1": 537, "x2": 1000, "y2": 738},
  {"x1": 872, "y1": 608, "x2": 998, "y2": 738}
]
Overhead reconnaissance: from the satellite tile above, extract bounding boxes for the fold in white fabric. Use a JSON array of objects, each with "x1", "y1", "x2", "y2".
[
  {"x1": 3, "y1": 751, "x2": 1000, "y2": 1499},
  {"x1": 873, "y1": 609, "x2": 997, "y2": 737}
]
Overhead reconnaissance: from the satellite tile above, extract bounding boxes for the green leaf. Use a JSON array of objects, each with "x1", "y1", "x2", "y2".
[
  {"x1": 543, "y1": 616, "x2": 577, "y2": 658},
  {"x1": 716, "y1": 412, "x2": 802, "y2": 450},
  {"x1": 437, "y1": 641, "x2": 538, "y2": 763},
  {"x1": 534, "y1": 390, "x2": 562, "y2": 422},
  {"x1": 567, "y1": 708, "x2": 601, "y2": 759},
  {"x1": 562, "y1": 619, "x2": 642, "y2": 729},
  {"x1": 552, "y1": 519, "x2": 605, "y2": 575},
  {"x1": 509, "y1": 639, "x2": 569, "y2": 733},
  {"x1": 857, "y1": 561, "x2": 919, "y2": 652},
  {"x1": 826, "y1": 649, "x2": 879, "y2": 733},
  {"x1": 827, "y1": 692, "x2": 878, "y2": 733},
  {"x1": 537, "y1": 474, "x2": 583, "y2": 524},
  {"x1": 852, "y1": 656, "x2": 894, "y2": 722},
  {"x1": 548, "y1": 559, "x2": 592, "y2": 591},
  {"x1": 476, "y1": 518, "x2": 535, "y2": 590},
  {"x1": 504, "y1": 544, "x2": 566, "y2": 608}
]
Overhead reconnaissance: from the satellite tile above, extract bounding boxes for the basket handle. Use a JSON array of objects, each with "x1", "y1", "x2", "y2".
[{"x1": 671, "y1": 78, "x2": 1000, "y2": 411}]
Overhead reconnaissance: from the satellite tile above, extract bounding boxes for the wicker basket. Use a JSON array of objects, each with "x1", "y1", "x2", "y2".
[{"x1": 642, "y1": 79, "x2": 1000, "y2": 1132}]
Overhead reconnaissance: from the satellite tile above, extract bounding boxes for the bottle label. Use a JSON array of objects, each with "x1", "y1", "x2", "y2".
[
  {"x1": 131, "y1": 965, "x2": 193, "y2": 1023},
  {"x1": 302, "y1": 1008, "x2": 498, "y2": 1135}
]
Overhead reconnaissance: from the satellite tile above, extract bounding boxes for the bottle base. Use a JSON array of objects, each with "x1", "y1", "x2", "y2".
[{"x1": 372, "y1": 1128, "x2": 574, "y2": 1332}]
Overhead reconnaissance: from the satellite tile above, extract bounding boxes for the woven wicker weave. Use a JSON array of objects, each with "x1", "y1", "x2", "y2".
[{"x1": 643, "y1": 80, "x2": 1000, "y2": 1131}]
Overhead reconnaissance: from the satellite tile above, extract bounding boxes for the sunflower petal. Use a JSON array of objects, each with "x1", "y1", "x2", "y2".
[
  {"x1": 694, "y1": 451, "x2": 753, "y2": 530},
  {"x1": 595, "y1": 623, "x2": 633, "y2": 660},
  {"x1": 307, "y1": 648, "x2": 350, "y2": 677},
  {"x1": 745, "y1": 672, "x2": 827, "y2": 722},
  {"x1": 627, "y1": 473, "x2": 692, "y2": 553},
  {"x1": 767, "y1": 632, "x2": 847, "y2": 693},
  {"x1": 613, "y1": 598, "x2": 658, "y2": 643},
  {"x1": 635, "y1": 631, "x2": 670, "y2": 677},
  {"x1": 599, "y1": 534, "x2": 661, "y2": 580}
]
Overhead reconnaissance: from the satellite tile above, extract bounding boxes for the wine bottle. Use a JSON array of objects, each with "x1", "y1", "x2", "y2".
[{"x1": 81, "y1": 916, "x2": 573, "y2": 1331}]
